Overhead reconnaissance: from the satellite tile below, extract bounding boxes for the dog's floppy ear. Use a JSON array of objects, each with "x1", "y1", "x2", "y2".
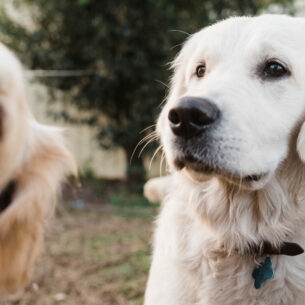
[
  {"x1": 0, "y1": 42, "x2": 76, "y2": 293},
  {"x1": 0, "y1": 122, "x2": 76, "y2": 293},
  {"x1": 297, "y1": 121, "x2": 305, "y2": 162}
]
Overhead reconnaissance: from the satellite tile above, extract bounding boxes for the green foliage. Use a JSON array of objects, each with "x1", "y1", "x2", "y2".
[{"x1": 0, "y1": 0, "x2": 295, "y2": 180}]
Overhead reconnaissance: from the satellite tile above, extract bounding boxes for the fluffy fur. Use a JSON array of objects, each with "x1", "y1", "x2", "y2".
[
  {"x1": 0, "y1": 43, "x2": 75, "y2": 293},
  {"x1": 144, "y1": 175, "x2": 172, "y2": 204},
  {"x1": 144, "y1": 15, "x2": 305, "y2": 305}
]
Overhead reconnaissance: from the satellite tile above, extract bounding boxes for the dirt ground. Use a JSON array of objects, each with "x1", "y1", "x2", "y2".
[{"x1": 0, "y1": 182, "x2": 157, "y2": 305}]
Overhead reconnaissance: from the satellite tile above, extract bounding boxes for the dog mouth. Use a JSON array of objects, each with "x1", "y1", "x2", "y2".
[{"x1": 174, "y1": 155, "x2": 265, "y2": 183}]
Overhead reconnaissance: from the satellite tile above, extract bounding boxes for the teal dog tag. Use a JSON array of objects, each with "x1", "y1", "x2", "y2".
[{"x1": 252, "y1": 257, "x2": 274, "y2": 289}]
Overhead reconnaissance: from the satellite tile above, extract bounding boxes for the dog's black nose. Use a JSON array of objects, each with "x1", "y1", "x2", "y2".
[{"x1": 168, "y1": 97, "x2": 220, "y2": 139}]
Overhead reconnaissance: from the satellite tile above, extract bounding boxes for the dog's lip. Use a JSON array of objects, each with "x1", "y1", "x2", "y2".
[
  {"x1": 175, "y1": 155, "x2": 215, "y2": 174},
  {"x1": 175, "y1": 156, "x2": 266, "y2": 183}
]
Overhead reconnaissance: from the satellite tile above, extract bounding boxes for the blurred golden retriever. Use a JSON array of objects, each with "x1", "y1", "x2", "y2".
[
  {"x1": 145, "y1": 15, "x2": 305, "y2": 305},
  {"x1": 0, "y1": 43, "x2": 75, "y2": 293}
]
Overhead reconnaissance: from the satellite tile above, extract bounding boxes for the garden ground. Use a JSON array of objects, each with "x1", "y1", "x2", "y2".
[{"x1": 0, "y1": 179, "x2": 158, "y2": 305}]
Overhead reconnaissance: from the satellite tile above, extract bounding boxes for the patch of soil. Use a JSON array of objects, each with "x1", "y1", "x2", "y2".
[{"x1": 0, "y1": 179, "x2": 155, "y2": 305}]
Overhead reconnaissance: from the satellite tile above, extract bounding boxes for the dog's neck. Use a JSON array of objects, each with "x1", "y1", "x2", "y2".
[{"x1": 180, "y1": 158, "x2": 305, "y2": 255}]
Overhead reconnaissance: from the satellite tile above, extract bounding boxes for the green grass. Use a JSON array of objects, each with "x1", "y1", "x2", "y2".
[{"x1": 109, "y1": 188, "x2": 159, "y2": 218}]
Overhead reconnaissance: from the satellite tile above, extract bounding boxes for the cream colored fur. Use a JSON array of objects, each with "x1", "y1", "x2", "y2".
[
  {"x1": 144, "y1": 15, "x2": 305, "y2": 305},
  {"x1": 0, "y1": 43, "x2": 75, "y2": 293},
  {"x1": 144, "y1": 175, "x2": 173, "y2": 203}
]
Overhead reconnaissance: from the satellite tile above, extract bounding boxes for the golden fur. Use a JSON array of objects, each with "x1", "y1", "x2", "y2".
[{"x1": 0, "y1": 43, "x2": 75, "y2": 292}]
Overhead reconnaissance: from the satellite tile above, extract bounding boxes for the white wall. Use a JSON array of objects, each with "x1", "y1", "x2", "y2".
[
  {"x1": 27, "y1": 82, "x2": 128, "y2": 179},
  {"x1": 27, "y1": 82, "x2": 163, "y2": 179}
]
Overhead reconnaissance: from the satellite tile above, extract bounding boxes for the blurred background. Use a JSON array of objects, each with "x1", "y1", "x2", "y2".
[{"x1": 0, "y1": 0, "x2": 303, "y2": 304}]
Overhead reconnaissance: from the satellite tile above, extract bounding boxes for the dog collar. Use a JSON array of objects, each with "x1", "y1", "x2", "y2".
[
  {"x1": 249, "y1": 241, "x2": 304, "y2": 289},
  {"x1": 247, "y1": 241, "x2": 304, "y2": 256}
]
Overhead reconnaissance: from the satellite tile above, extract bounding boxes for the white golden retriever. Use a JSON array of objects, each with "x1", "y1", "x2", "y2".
[
  {"x1": 144, "y1": 15, "x2": 305, "y2": 305},
  {"x1": 0, "y1": 43, "x2": 75, "y2": 293}
]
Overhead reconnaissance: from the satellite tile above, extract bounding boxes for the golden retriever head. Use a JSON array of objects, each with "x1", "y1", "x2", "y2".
[
  {"x1": 0, "y1": 43, "x2": 75, "y2": 293},
  {"x1": 158, "y1": 15, "x2": 305, "y2": 189}
]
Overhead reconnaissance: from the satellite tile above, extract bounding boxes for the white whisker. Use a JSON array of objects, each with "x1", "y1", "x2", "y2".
[
  {"x1": 140, "y1": 124, "x2": 156, "y2": 134},
  {"x1": 168, "y1": 29, "x2": 191, "y2": 36},
  {"x1": 155, "y1": 79, "x2": 169, "y2": 89},
  {"x1": 138, "y1": 136, "x2": 158, "y2": 158},
  {"x1": 149, "y1": 145, "x2": 163, "y2": 170},
  {"x1": 131, "y1": 130, "x2": 158, "y2": 162},
  {"x1": 159, "y1": 151, "x2": 167, "y2": 176}
]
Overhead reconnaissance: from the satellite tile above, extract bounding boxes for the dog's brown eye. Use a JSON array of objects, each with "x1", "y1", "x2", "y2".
[
  {"x1": 196, "y1": 65, "x2": 206, "y2": 78},
  {"x1": 263, "y1": 61, "x2": 288, "y2": 79}
]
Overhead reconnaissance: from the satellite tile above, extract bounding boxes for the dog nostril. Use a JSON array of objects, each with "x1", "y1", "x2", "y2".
[
  {"x1": 191, "y1": 109, "x2": 214, "y2": 126},
  {"x1": 168, "y1": 97, "x2": 220, "y2": 139},
  {"x1": 168, "y1": 109, "x2": 181, "y2": 125}
]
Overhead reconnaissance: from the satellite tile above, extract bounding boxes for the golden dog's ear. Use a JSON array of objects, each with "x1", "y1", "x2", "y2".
[
  {"x1": 0, "y1": 123, "x2": 76, "y2": 294},
  {"x1": 297, "y1": 122, "x2": 305, "y2": 162},
  {"x1": 0, "y1": 42, "x2": 76, "y2": 293}
]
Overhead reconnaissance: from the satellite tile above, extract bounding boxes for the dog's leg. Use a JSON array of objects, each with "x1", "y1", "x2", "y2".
[{"x1": 144, "y1": 175, "x2": 173, "y2": 203}]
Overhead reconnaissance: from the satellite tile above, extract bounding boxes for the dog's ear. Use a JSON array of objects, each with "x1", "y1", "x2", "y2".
[
  {"x1": 0, "y1": 42, "x2": 76, "y2": 293},
  {"x1": 297, "y1": 122, "x2": 305, "y2": 162},
  {"x1": 0, "y1": 122, "x2": 76, "y2": 293}
]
